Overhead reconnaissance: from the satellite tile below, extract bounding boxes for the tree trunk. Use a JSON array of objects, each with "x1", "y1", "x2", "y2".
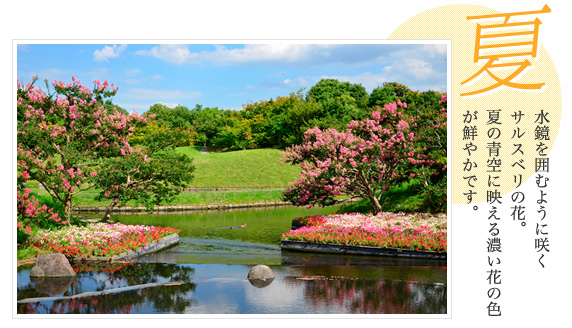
[
  {"x1": 64, "y1": 198, "x2": 73, "y2": 224},
  {"x1": 101, "y1": 198, "x2": 120, "y2": 223},
  {"x1": 368, "y1": 193, "x2": 382, "y2": 214},
  {"x1": 357, "y1": 169, "x2": 383, "y2": 214}
]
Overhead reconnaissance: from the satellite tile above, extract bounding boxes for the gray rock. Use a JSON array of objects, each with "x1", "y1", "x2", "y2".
[
  {"x1": 29, "y1": 266, "x2": 45, "y2": 277},
  {"x1": 30, "y1": 253, "x2": 76, "y2": 277},
  {"x1": 247, "y1": 265, "x2": 275, "y2": 280},
  {"x1": 247, "y1": 265, "x2": 275, "y2": 288}
]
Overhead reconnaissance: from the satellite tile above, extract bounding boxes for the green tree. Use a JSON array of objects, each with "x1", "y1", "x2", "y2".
[
  {"x1": 404, "y1": 93, "x2": 447, "y2": 212},
  {"x1": 369, "y1": 86, "x2": 398, "y2": 108},
  {"x1": 190, "y1": 105, "x2": 224, "y2": 147},
  {"x1": 95, "y1": 149, "x2": 195, "y2": 222},
  {"x1": 307, "y1": 79, "x2": 369, "y2": 130},
  {"x1": 103, "y1": 99, "x2": 129, "y2": 115},
  {"x1": 381, "y1": 82, "x2": 411, "y2": 98},
  {"x1": 147, "y1": 103, "x2": 193, "y2": 130},
  {"x1": 307, "y1": 78, "x2": 368, "y2": 107}
]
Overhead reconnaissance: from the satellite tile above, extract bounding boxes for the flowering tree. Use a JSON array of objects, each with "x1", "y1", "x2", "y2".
[
  {"x1": 16, "y1": 170, "x2": 64, "y2": 243},
  {"x1": 17, "y1": 77, "x2": 158, "y2": 221},
  {"x1": 282, "y1": 101, "x2": 426, "y2": 214}
]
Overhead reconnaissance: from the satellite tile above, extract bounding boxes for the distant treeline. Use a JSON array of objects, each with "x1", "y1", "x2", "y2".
[{"x1": 122, "y1": 79, "x2": 445, "y2": 150}]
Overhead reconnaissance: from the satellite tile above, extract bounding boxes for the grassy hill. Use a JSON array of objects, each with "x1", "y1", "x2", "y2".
[
  {"x1": 176, "y1": 146, "x2": 301, "y2": 188},
  {"x1": 29, "y1": 147, "x2": 302, "y2": 208}
]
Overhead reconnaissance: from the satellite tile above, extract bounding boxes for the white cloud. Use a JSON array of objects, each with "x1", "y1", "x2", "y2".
[
  {"x1": 18, "y1": 44, "x2": 31, "y2": 52},
  {"x1": 394, "y1": 58, "x2": 436, "y2": 80},
  {"x1": 135, "y1": 44, "x2": 197, "y2": 64},
  {"x1": 114, "y1": 102, "x2": 152, "y2": 111},
  {"x1": 135, "y1": 44, "x2": 336, "y2": 65},
  {"x1": 421, "y1": 44, "x2": 447, "y2": 57},
  {"x1": 18, "y1": 68, "x2": 110, "y2": 86},
  {"x1": 282, "y1": 76, "x2": 308, "y2": 89},
  {"x1": 123, "y1": 73, "x2": 164, "y2": 85},
  {"x1": 158, "y1": 102, "x2": 180, "y2": 108},
  {"x1": 18, "y1": 68, "x2": 74, "y2": 82},
  {"x1": 122, "y1": 88, "x2": 202, "y2": 100},
  {"x1": 125, "y1": 68, "x2": 142, "y2": 75},
  {"x1": 93, "y1": 44, "x2": 127, "y2": 62},
  {"x1": 205, "y1": 44, "x2": 317, "y2": 64}
]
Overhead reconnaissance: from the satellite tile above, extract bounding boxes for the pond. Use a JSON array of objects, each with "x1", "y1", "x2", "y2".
[{"x1": 17, "y1": 206, "x2": 447, "y2": 315}]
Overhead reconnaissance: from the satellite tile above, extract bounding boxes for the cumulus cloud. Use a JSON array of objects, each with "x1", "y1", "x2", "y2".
[
  {"x1": 421, "y1": 44, "x2": 447, "y2": 57},
  {"x1": 93, "y1": 44, "x2": 127, "y2": 62},
  {"x1": 135, "y1": 44, "x2": 344, "y2": 66},
  {"x1": 129, "y1": 43, "x2": 446, "y2": 93},
  {"x1": 205, "y1": 44, "x2": 322, "y2": 64},
  {"x1": 133, "y1": 44, "x2": 445, "y2": 71},
  {"x1": 135, "y1": 44, "x2": 197, "y2": 64}
]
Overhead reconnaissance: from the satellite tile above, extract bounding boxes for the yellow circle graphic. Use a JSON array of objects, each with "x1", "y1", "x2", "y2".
[{"x1": 389, "y1": 4, "x2": 562, "y2": 205}]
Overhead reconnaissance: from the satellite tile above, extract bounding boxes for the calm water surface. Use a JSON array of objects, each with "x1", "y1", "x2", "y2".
[{"x1": 17, "y1": 206, "x2": 447, "y2": 314}]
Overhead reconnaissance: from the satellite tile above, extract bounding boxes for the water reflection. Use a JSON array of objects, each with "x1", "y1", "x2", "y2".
[
  {"x1": 18, "y1": 263, "x2": 197, "y2": 314},
  {"x1": 19, "y1": 282, "x2": 197, "y2": 314},
  {"x1": 17, "y1": 262, "x2": 445, "y2": 314},
  {"x1": 283, "y1": 277, "x2": 446, "y2": 314},
  {"x1": 30, "y1": 276, "x2": 75, "y2": 295}
]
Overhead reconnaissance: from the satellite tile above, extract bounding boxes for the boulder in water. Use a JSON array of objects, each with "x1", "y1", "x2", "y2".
[{"x1": 30, "y1": 254, "x2": 76, "y2": 277}]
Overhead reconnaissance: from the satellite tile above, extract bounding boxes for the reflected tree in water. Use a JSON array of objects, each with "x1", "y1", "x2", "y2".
[
  {"x1": 283, "y1": 277, "x2": 446, "y2": 314},
  {"x1": 17, "y1": 263, "x2": 200, "y2": 314}
]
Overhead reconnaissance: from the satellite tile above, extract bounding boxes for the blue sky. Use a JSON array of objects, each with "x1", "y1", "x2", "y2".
[{"x1": 17, "y1": 43, "x2": 447, "y2": 113}]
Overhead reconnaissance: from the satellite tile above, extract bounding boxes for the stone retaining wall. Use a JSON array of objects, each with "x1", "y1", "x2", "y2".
[
  {"x1": 281, "y1": 240, "x2": 446, "y2": 259},
  {"x1": 73, "y1": 199, "x2": 358, "y2": 214},
  {"x1": 73, "y1": 201, "x2": 293, "y2": 213},
  {"x1": 180, "y1": 187, "x2": 283, "y2": 192}
]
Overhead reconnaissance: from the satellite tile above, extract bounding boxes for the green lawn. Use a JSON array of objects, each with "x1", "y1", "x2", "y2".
[
  {"x1": 28, "y1": 147, "x2": 302, "y2": 207},
  {"x1": 176, "y1": 146, "x2": 301, "y2": 188},
  {"x1": 337, "y1": 180, "x2": 436, "y2": 214},
  {"x1": 27, "y1": 148, "x2": 436, "y2": 213}
]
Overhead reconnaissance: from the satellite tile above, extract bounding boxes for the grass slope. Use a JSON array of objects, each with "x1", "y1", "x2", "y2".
[
  {"x1": 29, "y1": 147, "x2": 301, "y2": 207},
  {"x1": 338, "y1": 180, "x2": 435, "y2": 214},
  {"x1": 176, "y1": 146, "x2": 300, "y2": 188}
]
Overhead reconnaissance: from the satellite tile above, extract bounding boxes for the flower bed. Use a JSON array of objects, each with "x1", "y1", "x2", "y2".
[
  {"x1": 28, "y1": 223, "x2": 179, "y2": 258},
  {"x1": 281, "y1": 212, "x2": 446, "y2": 253}
]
